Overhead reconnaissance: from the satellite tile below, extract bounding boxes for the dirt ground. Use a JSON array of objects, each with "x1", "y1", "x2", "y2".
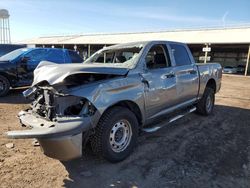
[{"x1": 0, "y1": 75, "x2": 250, "y2": 188}]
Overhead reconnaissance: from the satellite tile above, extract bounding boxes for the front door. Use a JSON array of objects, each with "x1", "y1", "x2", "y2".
[
  {"x1": 17, "y1": 49, "x2": 48, "y2": 84},
  {"x1": 141, "y1": 44, "x2": 177, "y2": 120}
]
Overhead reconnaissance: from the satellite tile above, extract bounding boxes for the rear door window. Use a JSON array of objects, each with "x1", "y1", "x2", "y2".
[
  {"x1": 46, "y1": 49, "x2": 65, "y2": 63},
  {"x1": 68, "y1": 50, "x2": 83, "y2": 63},
  {"x1": 170, "y1": 44, "x2": 192, "y2": 66}
]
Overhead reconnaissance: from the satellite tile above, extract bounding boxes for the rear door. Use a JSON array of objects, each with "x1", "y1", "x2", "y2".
[{"x1": 168, "y1": 43, "x2": 199, "y2": 104}]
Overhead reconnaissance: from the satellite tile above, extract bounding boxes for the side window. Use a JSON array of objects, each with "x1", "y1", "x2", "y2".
[
  {"x1": 93, "y1": 49, "x2": 140, "y2": 64},
  {"x1": 46, "y1": 49, "x2": 65, "y2": 63},
  {"x1": 95, "y1": 52, "x2": 114, "y2": 63},
  {"x1": 68, "y1": 50, "x2": 83, "y2": 63},
  {"x1": 170, "y1": 44, "x2": 192, "y2": 66},
  {"x1": 122, "y1": 52, "x2": 133, "y2": 60},
  {"x1": 23, "y1": 49, "x2": 48, "y2": 70},
  {"x1": 25, "y1": 49, "x2": 48, "y2": 62},
  {"x1": 145, "y1": 45, "x2": 170, "y2": 69}
]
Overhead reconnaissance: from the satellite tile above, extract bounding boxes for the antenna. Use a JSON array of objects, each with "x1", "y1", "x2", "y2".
[{"x1": 0, "y1": 9, "x2": 11, "y2": 44}]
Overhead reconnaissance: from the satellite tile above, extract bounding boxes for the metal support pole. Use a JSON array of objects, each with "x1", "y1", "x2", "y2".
[
  {"x1": 204, "y1": 44, "x2": 208, "y2": 64},
  {"x1": 0, "y1": 19, "x2": 2, "y2": 43},
  {"x1": 2, "y1": 18, "x2": 5, "y2": 43},
  {"x1": 7, "y1": 18, "x2": 10, "y2": 43},
  {"x1": 104, "y1": 45, "x2": 106, "y2": 63},
  {"x1": 244, "y1": 44, "x2": 250, "y2": 76},
  {"x1": 88, "y1": 44, "x2": 91, "y2": 58}
]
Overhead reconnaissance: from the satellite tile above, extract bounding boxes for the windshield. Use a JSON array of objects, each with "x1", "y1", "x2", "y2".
[
  {"x1": 85, "y1": 47, "x2": 143, "y2": 69},
  {"x1": 0, "y1": 48, "x2": 29, "y2": 61}
]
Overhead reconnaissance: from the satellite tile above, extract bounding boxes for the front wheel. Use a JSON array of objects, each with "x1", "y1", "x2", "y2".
[
  {"x1": 91, "y1": 106, "x2": 138, "y2": 162},
  {"x1": 0, "y1": 75, "x2": 10, "y2": 97},
  {"x1": 196, "y1": 87, "x2": 215, "y2": 115}
]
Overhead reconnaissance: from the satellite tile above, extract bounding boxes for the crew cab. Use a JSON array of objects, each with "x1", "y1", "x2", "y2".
[
  {"x1": 0, "y1": 48, "x2": 83, "y2": 96},
  {"x1": 7, "y1": 41, "x2": 222, "y2": 162}
]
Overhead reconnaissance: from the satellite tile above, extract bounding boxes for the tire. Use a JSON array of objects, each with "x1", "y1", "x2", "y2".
[
  {"x1": 196, "y1": 87, "x2": 215, "y2": 116},
  {"x1": 91, "y1": 106, "x2": 138, "y2": 163},
  {"x1": 0, "y1": 75, "x2": 10, "y2": 97}
]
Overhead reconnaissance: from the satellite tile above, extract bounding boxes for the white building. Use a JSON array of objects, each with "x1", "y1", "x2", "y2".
[{"x1": 18, "y1": 26, "x2": 250, "y2": 75}]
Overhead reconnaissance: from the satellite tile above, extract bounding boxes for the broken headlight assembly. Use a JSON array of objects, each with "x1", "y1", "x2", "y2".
[{"x1": 28, "y1": 87, "x2": 97, "y2": 121}]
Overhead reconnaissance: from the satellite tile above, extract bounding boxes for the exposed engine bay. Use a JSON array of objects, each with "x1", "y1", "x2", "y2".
[
  {"x1": 28, "y1": 86, "x2": 97, "y2": 121},
  {"x1": 24, "y1": 71, "x2": 124, "y2": 121}
]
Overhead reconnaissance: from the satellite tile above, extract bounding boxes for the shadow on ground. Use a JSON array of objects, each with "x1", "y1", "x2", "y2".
[
  {"x1": 61, "y1": 105, "x2": 250, "y2": 188},
  {"x1": 0, "y1": 87, "x2": 30, "y2": 104}
]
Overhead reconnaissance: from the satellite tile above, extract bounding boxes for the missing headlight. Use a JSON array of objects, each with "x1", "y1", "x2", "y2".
[{"x1": 64, "y1": 99, "x2": 96, "y2": 116}]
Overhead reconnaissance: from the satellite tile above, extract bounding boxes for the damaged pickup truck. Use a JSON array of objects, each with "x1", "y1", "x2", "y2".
[{"x1": 7, "y1": 41, "x2": 222, "y2": 162}]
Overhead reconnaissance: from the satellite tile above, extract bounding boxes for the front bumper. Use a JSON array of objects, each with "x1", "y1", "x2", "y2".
[{"x1": 7, "y1": 110, "x2": 94, "y2": 161}]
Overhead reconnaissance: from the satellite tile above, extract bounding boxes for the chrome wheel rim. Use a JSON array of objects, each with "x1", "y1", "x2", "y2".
[
  {"x1": 206, "y1": 95, "x2": 213, "y2": 112},
  {"x1": 109, "y1": 119, "x2": 132, "y2": 153}
]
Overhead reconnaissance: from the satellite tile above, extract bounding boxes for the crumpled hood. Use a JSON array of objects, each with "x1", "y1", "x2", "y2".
[{"x1": 32, "y1": 61, "x2": 129, "y2": 86}]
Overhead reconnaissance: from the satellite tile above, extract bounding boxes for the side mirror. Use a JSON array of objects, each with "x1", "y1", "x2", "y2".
[{"x1": 21, "y1": 56, "x2": 30, "y2": 63}]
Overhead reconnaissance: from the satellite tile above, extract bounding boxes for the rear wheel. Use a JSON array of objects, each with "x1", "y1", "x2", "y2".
[
  {"x1": 0, "y1": 75, "x2": 10, "y2": 97},
  {"x1": 91, "y1": 106, "x2": 138, "y2": 162},
  {"x1": 196, "y1": 87, "x2": 215, "y2": 115}
]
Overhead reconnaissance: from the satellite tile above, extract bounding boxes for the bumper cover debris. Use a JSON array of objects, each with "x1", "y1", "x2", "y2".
[{"x1": 6, "y1": 110, "x2": 95, "y2": 161}]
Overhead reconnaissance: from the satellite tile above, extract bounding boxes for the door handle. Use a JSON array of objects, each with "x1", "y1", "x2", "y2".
[{"x1": 164, "y1": 72, "x2": 175, "y2": 79}]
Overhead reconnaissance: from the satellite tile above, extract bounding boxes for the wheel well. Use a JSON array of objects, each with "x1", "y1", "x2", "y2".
[
  {"x1": 106, "y1": 100, "x2": 143, "y2": 127},
  {"x1": 0, "y1": 73, "x2": 11, "y2": 86},
  {"x1": 206, "y1": 79, "x2": 216, "y2": 92}
]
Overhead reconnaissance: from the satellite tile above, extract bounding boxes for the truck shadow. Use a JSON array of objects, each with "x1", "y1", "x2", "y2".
[
  {"x1": 61, "y1": 104, "x2": 250, "y2": 188},
  {"x1": 0, "y1": 88, "x2": 30, "y2": 104}
]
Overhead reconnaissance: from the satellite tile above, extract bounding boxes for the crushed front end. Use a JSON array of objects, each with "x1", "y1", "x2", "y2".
[{"x1": 7, "y1": 84, "x2": 99, "y2": 161}]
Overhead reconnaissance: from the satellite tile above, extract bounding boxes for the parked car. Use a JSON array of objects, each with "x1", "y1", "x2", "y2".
[
  {"x1": 222, "y1": 66, "x2": 237, "y2": 74},
  {"x1": 0, "y1": 44, "x2": 26, "y2": 57},
  {"x1": 0, "y1": 48, "x2": 83, "y2": 96},
  {"x1": 7, "y1": 41, "x2": 222, "y2": 162},
  {"x1": 236, "y1": 65, "x2": 246, "y2": 73}
]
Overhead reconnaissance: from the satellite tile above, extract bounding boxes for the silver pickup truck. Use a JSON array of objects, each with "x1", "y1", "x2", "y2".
[{"x1": 7, "y1": 41, "x2": 222, "y2": 162}]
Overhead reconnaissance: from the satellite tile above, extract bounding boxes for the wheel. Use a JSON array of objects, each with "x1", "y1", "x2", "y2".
[
  {"x1": 91, "y1": 106, "x2": 138, "y2": 162},
  {"x1": 0, "y1": 75, "x2": 10, "y2": 97},
  {"x1": 196, "y1": 87, "x2": 215, "y2": 115}
]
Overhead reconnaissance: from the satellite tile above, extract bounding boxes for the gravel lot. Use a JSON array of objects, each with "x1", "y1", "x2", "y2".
[{"x1": 0, "y1": 75, "x2": 250, "y2": 188}]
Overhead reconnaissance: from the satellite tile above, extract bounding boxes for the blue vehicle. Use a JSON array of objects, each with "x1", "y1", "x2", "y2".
[
  {"x1": 0, "y1": 48, "x2": 83, "y2": 96},
  {"x1": 0, "y1": 44, "x2": 26, "y2": 57}
]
